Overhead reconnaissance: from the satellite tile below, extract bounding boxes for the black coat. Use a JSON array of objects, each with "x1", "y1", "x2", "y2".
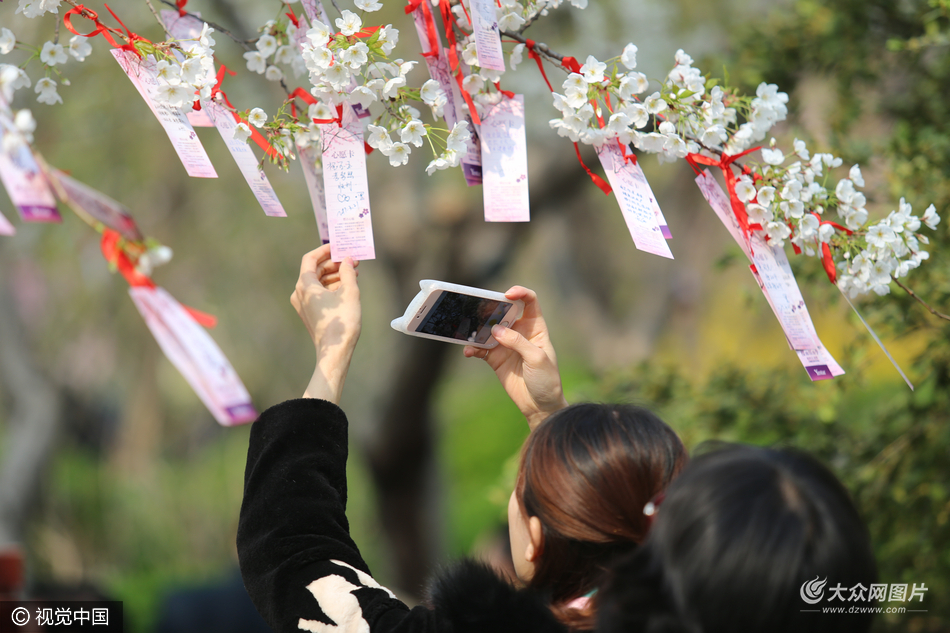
[{"x1": 238, "y1": 398, "x2": 567, "y2": 633}]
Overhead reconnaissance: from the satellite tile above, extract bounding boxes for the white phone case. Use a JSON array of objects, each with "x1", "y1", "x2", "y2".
[{"x1": 391, "y1": 280, "x2": 525, "y2": 348}]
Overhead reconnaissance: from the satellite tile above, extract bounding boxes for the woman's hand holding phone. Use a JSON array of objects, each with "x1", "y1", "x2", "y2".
[
  {"x1": 464, "y1": 286, "x2": 568, "y2": 431},
  {"x1": 291, "y1": 244, "x2": 361, "y2": 404}
]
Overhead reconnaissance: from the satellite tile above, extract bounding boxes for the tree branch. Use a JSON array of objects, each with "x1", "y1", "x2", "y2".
[
  {"x1": 143, "y1": 0, "x2": 173, "y2": 40},
  {"x1": 892, "y1": 277, "x2": 950, "y2": 321}
]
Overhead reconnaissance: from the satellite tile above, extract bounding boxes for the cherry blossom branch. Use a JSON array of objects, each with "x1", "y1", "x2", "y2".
[
  {"x1": 157, "y1": 0, "x2": 254, "y2": 51},
  {"x1": 891, "y1": 277, "x2": 950, "y2": 321}
]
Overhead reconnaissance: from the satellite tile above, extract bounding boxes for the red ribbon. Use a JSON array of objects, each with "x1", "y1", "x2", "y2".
[
  {"x1": 211, "y1": 66, "x2": 279, "y2": 159},
  {"x1": 177, "y1": 0, "x2": 188, "y2": 16},
  {"x1": 561, "y1": 56, "x2": 581, "y2": 74},
  {"x1": 811, "y1": 212, "x2": 852, "y2": 284},
  {"x1": 286, "y1": 7, "x2": 300, "y2": 28},
  {"x1": 438, "y1": 0, "x2": 481, "y2": 125},
  {"x1": 494, "y1": 82, "x2": 515, "y2": 99},
  {"x1": 100, "y1": 230, "x2": 217, "y2": 328},
  {"x1": 333, "y1": 26, "x2": 382, "y2": 39},
  {"x1": 63, "y1": 4, "x2": 151, "y2": 57},
  {"x1": 821, "y1": 242, "x2": 836, "y2": 284},
  {"x1": 573, "y1": 142, "x2": 611, "y2": 195},
  {"x1": 686, "y1": 147, "x2": 761, "y2": 235},
  {"x1": 406, "y1": 0, "x2": 441, "y2": 58},
  {"x1": 288, "y1": 86, "x2": 316, "y2": 120},
  {"x1": 525, "y1": 40, "x2": 554, "y2": 92}
]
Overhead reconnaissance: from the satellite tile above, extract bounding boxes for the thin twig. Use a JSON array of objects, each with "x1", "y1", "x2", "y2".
[
  {"x1": 53, "y1": 18, "x2": 61, "y2": 45},
  {"x1": 143, "y1": 0, "x2": 174, "y2": 40},
  {"x1": 327, "y1": 0, "x2": 344, "y2": 19},
  {"x1": 892, "y1": 277, "x2": 950, "y2": 321},
  {"x1": 157, "y1": 0, "x2": 255, "y2": 51}
]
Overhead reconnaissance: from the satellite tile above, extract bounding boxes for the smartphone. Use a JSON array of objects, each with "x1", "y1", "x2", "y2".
[{"x1": 391, "y1": 281, "x2": 525, "y2": 349}]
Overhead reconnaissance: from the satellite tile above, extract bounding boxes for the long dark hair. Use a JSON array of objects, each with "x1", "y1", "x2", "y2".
[
  {"x1": 515, "y1": 403, "x2": 687, "y2": 630},
  {"x1": 597, "y1": 444, "x2": 878, "y2": 633}
]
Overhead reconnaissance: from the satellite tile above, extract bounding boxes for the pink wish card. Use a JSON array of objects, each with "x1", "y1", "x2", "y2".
[
  {"x1": 469, "y1": 0, "x2": 506, "y2": 72},
  {"x1": 0, "y1": 208, "x2": 13, "y2": 235},
  {"x1": 748, "y1": 233, "x2": 844, "y2": 381},
  {"x1": 627, "y1": 156, "x2": 671, "y2": 239},
  {"x1": 205, "y1": 102, "x2": 287, "y2": 217},
  {"x1": 298, "y1": 145, "x2": 330, "y2": 244},
  {"x1": 696, "y1": 169, "x2": 751, "y2": 260},
  {"x1": 480, "y1": 95, "x2": 529, "y2": 222},
  {"x1": 112, "y1": 50, "x2": 218, "y2": 179},
  {"x1": 597, "y1": 143, "x2": 673, "y2": 259},
  {"x1": 50, "y1": 169, "x2": 142, "y2": 241},
  {"x1": 130, "y1": 286, "x2": 258, "y2": 426},
  {"x1": 0, "y1": 119, "x2": 60, "y2": 223},
  {"x1": 320, "y1": 106, "x2": 375, "y2": 261}
]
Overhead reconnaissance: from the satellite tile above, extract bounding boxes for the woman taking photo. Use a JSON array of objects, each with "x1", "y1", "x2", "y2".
[{"x1": 237, "y1": 245, "x2": 685, "y2": 633}]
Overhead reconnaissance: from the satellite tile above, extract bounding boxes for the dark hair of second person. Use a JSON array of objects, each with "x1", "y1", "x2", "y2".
[
  {"x1": 596, "y1": 444, "x2": 878, "y2": 633},
  {"x1": 510, "y1": 403, "x2": 688, "y2": 631}
]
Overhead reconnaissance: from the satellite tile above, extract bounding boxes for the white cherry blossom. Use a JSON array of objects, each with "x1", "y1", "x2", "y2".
[
  {"x1": 307, "y1": 21, "x2": 332, "y2": 47},
  {"x1": 620, "y1": 43, "x2": 637, "y2": 69},
  {"x1": 400, "y1": 120, "x2": 427, "y2": 147},
  {"x1": 580, "y1": 55, "x2": 606, "y2": 84},
  {"x1": 256, "y1": 34, "x2": 278, "y2": 58},
  {"x1": 67, "y1": 35, "x2": 92, "y2": 61},
  {"x1": 336, "y1": 10, "x2": 363, "y2": 37},
  {"x1": 248, "y1": 107, "x2": 268, "y2": 128},
  {"x1": 244, "y1": 51, "x2": 267, "y2": 74},
  {"x1": 34, "y1": 77, "x2": 61, "y2": 104},
  {"x1": 233, "y1": 122, "x2": 251, "y2": 142},
  {"x1": 356, "y1": 0, "x2": 384, "y2": 11},
  {"x1": 155, "y1": 82, "x2": 192, "y2": 108},
  {"x1": 0, "y1": 29, "x2": 17, "y2": 55},
  {"x1": 40, "y1": 41, "x2": 67, "y2": 66},
  {"x1": 498, "y1": 12, "x2": 526, "y2": 32}
]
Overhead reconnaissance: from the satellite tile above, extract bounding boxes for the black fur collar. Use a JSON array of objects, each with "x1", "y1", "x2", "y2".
[{"x1": 426, "y1": 560, "x2": 568, "y2": 633}]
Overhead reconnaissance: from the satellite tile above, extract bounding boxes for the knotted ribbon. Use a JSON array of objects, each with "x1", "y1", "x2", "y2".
[
  {"x1": 686, "y1": 147, "x2": 761, "y2": 236},
  {"x1": 210, "y1": 66, "x2": 279, "y2": 159},
  {"x1": 100, "y1": 230, "x2": 217, "y2": 328},
  {"x1": 64, "y1": 4, "x2": 152, "y2": 58}
]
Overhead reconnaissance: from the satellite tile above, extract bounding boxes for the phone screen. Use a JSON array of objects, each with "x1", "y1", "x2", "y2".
[{"x1": 415, "y1": 291, "x2": 513, "y2": 344}]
